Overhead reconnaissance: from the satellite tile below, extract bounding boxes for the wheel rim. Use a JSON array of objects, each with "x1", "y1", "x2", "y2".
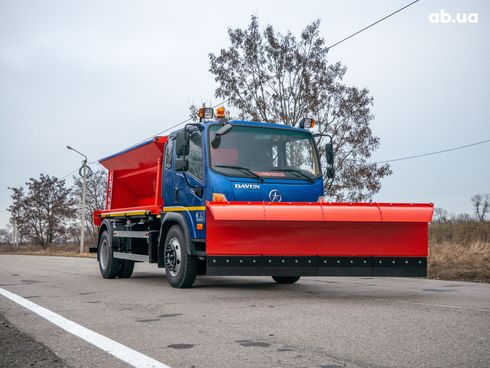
[
  {"x1": 165, "y1": 237, "x2": 182, "y2": 277},
  {"x1": 100, "y1": 238, "x2": 109, "y2": 271}
]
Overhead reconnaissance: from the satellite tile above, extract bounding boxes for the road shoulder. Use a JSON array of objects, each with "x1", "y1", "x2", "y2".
[{"x1": 0, "y1": 312, "x2": 66, "y2": 368}]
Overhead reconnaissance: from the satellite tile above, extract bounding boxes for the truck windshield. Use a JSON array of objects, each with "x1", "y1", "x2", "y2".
[{"x1": 209, "y1": 125, "x2": 321, "y2": 180}]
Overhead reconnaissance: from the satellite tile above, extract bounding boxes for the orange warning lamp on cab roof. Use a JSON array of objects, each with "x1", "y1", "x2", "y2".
[
  {"x1": 299, "y1": 117, "x2": 315, "y2": 129},
  {"x1": 216, "y1": 107, "x2": 226, "y2": 118},
  {"x1": 199, "y1": 107, "x2": 214, "y2": 122}
]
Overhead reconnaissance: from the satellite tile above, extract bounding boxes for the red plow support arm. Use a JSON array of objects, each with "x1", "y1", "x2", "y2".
[{"x1": 205, "y1": 202, "x2": 433, "y2": 277}]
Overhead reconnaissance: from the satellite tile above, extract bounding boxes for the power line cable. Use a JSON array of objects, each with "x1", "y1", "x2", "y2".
[
  {"x1": 60, "y1": 162, "x2": 97, "y2": 180},
  {"x1": 60, "y1": 168, "x2": 79, "y2": 180},
  {"x1": 134, "y1": 0, "x2": 421, "y2": 142},
  {"x1": 374, "y1": 139, "x2": 490, "y2": 164},
  {"x1": 326, "y1": 0, "x2": 420, "y2": 50}
]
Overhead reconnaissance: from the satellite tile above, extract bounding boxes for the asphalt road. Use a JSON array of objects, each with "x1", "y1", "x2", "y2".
[{"x1": 0, "y1": 255, "x2": 489, "y2": 368}]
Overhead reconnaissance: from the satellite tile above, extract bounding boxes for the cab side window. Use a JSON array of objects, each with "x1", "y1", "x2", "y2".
[
  {"x1": 187, "y1": 131, "x2": 202, "y2": 179},
  {"x1": 165, "y1": 139, "x2": 174, "y2": 169}
]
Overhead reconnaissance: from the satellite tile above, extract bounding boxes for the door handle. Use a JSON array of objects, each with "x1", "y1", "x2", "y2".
[{"x1": 192, "y1": 187, "x2": 203, "y2": 198}]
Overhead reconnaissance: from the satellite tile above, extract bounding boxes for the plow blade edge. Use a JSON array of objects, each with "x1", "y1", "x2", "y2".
[{"x1": 205, "y1": 202, "x2": 433, "y2": 277}]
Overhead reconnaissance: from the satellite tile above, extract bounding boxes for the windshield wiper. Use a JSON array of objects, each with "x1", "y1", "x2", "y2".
[
  {"x1": 214, "y1": 165, "x2": 264, "y2": 182},
  {"x1": 270, "y1": 168, "x2": 314, "y2": 183}
]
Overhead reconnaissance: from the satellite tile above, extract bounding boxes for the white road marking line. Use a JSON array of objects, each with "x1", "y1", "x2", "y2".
[{"x1": 0, "y1": 287, "x2": 171, "y2": 368}]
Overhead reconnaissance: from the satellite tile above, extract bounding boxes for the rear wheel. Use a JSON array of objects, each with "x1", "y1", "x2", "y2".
[
  {"x1": 98, "y1": 230, "x2": 121, "y2": 279},
  {"x1": 272, "y1": 276, "x2": 300, "y2": 284},
  {"x1": 164, "y1": 225, "x2": 198, "y2": 288}
]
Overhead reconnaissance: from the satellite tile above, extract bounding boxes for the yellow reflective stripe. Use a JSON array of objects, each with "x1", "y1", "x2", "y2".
[
  {"x1": 101, "y1": 210, "x2": 149, "y2": 218},
  {"x1": 163, "y1": 206, "x2": 206, "y2": 212}
]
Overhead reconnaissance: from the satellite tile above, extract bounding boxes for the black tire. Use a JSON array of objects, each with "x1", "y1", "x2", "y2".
[
  {"x1": 164, "y1": 225, "x2": 198, "y2": 288},
  {"x1": 272, "y1": 276, "x2": 301, "y2": 284},
  {"x1": 98, "y1": 230, "x2": 121, "y2": 279},
  {"x1": 118, "y1": 260, "x2": 135, "y2": 278}
]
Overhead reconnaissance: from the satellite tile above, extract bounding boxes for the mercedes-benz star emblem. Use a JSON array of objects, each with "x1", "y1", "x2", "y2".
[{"x1": 269, "y1": 189, "x2": 282, "y2": 202}]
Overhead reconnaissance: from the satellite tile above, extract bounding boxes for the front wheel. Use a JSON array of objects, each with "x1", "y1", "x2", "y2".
[
  {"x1": 272, "y1": 276, "x2": 300, "y2": 284},
  {"x1": 164, "y1": 225, "x2": 198, "y2": 288}
]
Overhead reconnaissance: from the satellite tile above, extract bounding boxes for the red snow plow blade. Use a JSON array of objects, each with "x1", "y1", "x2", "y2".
[{"x1": 206, "y1": 202, "x2": 433, "y2": 277}]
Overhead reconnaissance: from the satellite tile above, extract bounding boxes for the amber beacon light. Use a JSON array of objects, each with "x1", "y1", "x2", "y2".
[{"x1": 216, "y1": 107, "x2": 226, "y2": 118}]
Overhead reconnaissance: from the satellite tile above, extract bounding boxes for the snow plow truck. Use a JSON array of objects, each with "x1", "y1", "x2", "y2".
[{"x1": 91, "y1": 107, "x2": 433, "y2": 288}]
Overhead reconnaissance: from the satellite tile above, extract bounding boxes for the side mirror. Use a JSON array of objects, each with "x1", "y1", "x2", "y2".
[
  {"x1": 211, "y1": 124, "x2": 233, "y2": 149},
  {"x1": 175, "y1": 132, "x2": 189, "y2": 157},
  {"x1": 326, "y1": 143, "x2": 334, "y2": 165},
  {"x1": 325, "y1": 142, "x2": 335, "y2": 179},
  {"x1": 175, "y1": 157, "x2": 188, "y2": 171}
]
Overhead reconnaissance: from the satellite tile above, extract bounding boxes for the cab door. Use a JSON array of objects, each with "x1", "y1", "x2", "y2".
[
  {"x1": 174, "y1": 129, "x2": 205, "y2": 207},
  {"x1": 171, "y1": 129, "x2": 206, "y2": 240},
  {"x1": 162, "y1": 138, "x2": 176, "y2": 206}
]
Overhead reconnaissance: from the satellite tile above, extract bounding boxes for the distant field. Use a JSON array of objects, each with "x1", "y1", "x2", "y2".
[
  {"x1": 1, "y1": 223, "x2": 489, "y2": 282},
  {"x1": 429, "y1": 222, "x2": 490, "y2": 283}
]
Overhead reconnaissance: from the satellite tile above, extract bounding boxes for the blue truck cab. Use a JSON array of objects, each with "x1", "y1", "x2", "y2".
[{"x1": 162, "y1": 115, "x2": 328, "y2": 243}]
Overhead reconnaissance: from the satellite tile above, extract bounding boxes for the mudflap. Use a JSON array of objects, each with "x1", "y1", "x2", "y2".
[{"x1": 205, "y1": 202, "x2": 433, "y2": 277}]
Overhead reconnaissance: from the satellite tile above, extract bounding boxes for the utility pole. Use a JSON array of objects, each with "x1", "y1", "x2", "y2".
[
  {"x1": 7, "y1": 187, "x2": 19, "y2": 247},
  {"x1": 80, "y1": 159, "x2": 87, "y2": 254},
  {"x1": 13, "y1": 219, "x2": 18, "y2": 247},
  {"x1": 67, "y1": 145, "x2": 88, "y2": 254}
]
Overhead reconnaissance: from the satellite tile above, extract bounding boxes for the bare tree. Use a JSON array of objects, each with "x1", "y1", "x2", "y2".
[
  {"x1": 433, "y1": 207, "x2": 449, "y2": 224},
  {"x1": 471, "y1": 193, "x2": 489, "y2": 222},
  {"x1": 72, "y1": 167, "x2": 107, "y2": 243},
  {"x1": 7, "y1": 186, "x2": 28, "y2": 245},
  {"x1": 452, "y1": 213, "x2": 473, "y2": 223},
  {"x1": 208, "y1": 16, "x2": 391, "y2": 201},
  {"x1": 8, "y1": 174, "x2": 77, "y2": 248},
  {"x1": 0, "y1": 227, "x2": 12, "y2": 246}
]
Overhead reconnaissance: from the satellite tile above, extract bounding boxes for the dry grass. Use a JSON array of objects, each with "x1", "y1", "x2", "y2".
[
  {"x1": 428, "y1": 222, "x2": 490, "y2": 282},
  {"x1": 429, "y1": 222, "x2": 490, "y2": 245},
  {"x1": 428, "y1": 241, "x2": 490, "y2": 283},
  {"x1": 0, "y1": 244, "x2": 95, "y2": 258}
]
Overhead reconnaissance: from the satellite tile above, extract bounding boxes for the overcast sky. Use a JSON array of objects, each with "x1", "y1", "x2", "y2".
[{"x1": 0, "y1": 0, "x2": 489, "y2": 228}]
